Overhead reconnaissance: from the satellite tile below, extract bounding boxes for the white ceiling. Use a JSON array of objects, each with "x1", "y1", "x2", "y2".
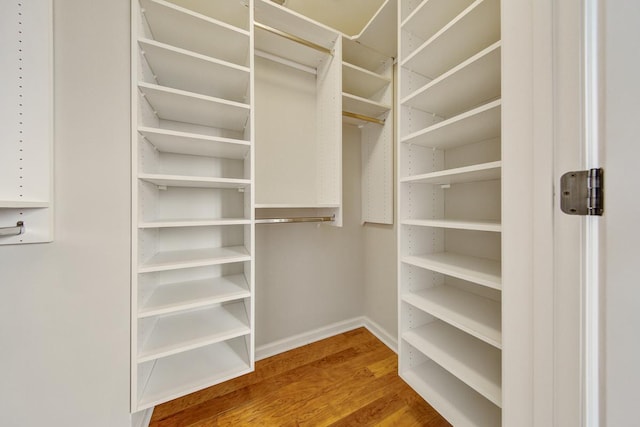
[{"x1": 281, "y1": 0, "x2": 387, "y2": 36}]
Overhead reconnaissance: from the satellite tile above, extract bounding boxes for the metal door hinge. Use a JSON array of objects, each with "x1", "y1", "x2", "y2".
[{"x1": 560, "y1": 168, "x2": 604, "y2": 216}]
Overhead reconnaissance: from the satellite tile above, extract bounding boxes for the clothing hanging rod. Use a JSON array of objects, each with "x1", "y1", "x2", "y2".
[
  {"x1": 342, "y1": 111, "x2": 385, "y2": 125},
  {"x1": 256, "y1": 215, "x2": 335, "y2": 224},
  {"x1": 0, "y1": 221, "x2": 24, "y2": 237},
  {"x1": 254, "y1": 22, "x2": 333, "y2": 56}
]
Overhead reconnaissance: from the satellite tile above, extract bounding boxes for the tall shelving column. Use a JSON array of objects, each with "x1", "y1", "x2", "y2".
[
  {"x1": 131, "y1": 0, "x2": 255, "y2": 412},
  {"x1": 397, "y1": 0, "x2": 502, "y2": 426}
]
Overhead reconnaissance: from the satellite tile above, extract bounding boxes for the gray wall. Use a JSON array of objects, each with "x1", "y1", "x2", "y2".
[{"x1": 0, "y1": 0, "x2": 131, "y2": 426}]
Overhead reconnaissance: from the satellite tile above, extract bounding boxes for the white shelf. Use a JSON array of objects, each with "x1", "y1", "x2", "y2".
[
  {"x1": 401, "y1": 359, "x2": 501, "y2": 427},
  {"x1": 254, "y1": 26, "x2": 328, "y2": 70},
  {"x1": 401, "y1": 161, "x2": 501, "y2": 186},
  {"x1": 255, "y1": 203, "x2": 340, "y2": 209},
  {"x1": 342, "y1": 37, "x2": 390, "y2": 74},
  {"x1": 403, "y1": 286, "x2": 501, "y2": 348},
  {"x1": 139, "y1": 0, "x2": 250, "y2": 66},
  {"x1": 352, "y1": 0, "x2": 397, "y2": 58},
  {"x1": 402, "y1": 0, "x2": 474, "y2": 43},
  {"x1": 139, "y1": 274, "x2": 251, "y2": 318},
  {"x1": 139, "y1": 173, "x2": 250, "y2": 189},
  {"x1": 139, "y1": 246, "x2": 251, "y2": 273},
  {"x1": 342, "y1": 62, "x2": 390, "y2": 99},
  {"x1": 138, "y1": 127, "x2": 250, "y2": 159},
  {"x1": 401, "y1": 219, "x2": 501, "y2": 233},
  {"x1": 137, "y1": 337, "x2": 251, "y2": 410},
  {"x1": 402, "y1": 0, "x2": 500, "y2": 79},
  {"x1": 402, "y1": 42, "x2": 501, "y2": 118},
  {"x1": 138, "y1": 82, "x2": 250, "y2": 131},
  {"x1": 163, "y1": 0, "x2": 250, "y2": 30},
  {"x1": 403, "y1": 321, "x2": 501, "y2": 407},
  {"x1": 138, "y1": 38, "x2": 250, "y2": 102},
  {"x1": 138, "y1": 301, "x2": 250, "y2": 363},
  {"x1": 402, "y1": 100, "x2": 501, "y2": 149},
  {"x1": 402, "y1": 253, "x2": 501, "y2": 290},
  {"x1": 343, "y1": 93, "x2": 391, "y2": 119},
  {"x1": 139, "y1": 218, "x2": 251, "y2": 229},
  {"x1": 0, "y1": 200, "x2": 49, "y2": 209}
]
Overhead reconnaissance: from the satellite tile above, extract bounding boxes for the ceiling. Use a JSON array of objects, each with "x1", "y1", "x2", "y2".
[{"x1": 279, "y1": 0, "x2": 387, "y2": 36}]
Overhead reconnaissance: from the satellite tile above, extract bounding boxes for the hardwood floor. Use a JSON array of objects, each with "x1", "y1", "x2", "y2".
[{"x1": 149, "y1": 328, "x2": 451, "y2": 426}]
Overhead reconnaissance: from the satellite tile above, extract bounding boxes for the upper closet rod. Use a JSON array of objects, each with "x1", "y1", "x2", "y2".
[
  {"x1": 342, "y1": 111, "x2": 385, "y2": 125},
  {"x1": 256, "y1": 215, "x2": 335, "y2": 224},
  {"x1": 254, "y1": 22, "x2": 333, "y2": 56}
]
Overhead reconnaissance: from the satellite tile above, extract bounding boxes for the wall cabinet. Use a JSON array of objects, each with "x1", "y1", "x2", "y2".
[{"x1": 398, "y1": 0, "x2": 503, "y2": 425}]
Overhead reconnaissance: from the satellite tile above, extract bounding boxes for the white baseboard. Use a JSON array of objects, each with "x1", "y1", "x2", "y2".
[
  {"x1": 131, "y1": 408, "x2": 153, "y2": 427},
  {"x1": 255, "y1": 316, "x2": 397, "y2": 361}
]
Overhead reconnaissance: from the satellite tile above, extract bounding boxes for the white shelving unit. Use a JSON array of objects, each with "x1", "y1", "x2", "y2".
[
  {"x1": 398, "y1": 0, "x2": 503, "y2": 424},
  {"x1": 0, "y1": 1, "x2": 54, "y2": 245},
  {"x1": 132, "y1": 0, "x2": 255, "y2": 412},
  {"x1": 254, "y1": 0, "x2": 343, "y2": 225},
  {"x1": 341, "y1": 0, "x2": 396, "y2": 225}
]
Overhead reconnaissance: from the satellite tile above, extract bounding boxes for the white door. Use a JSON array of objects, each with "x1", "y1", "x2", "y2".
[{"x1": 553, "y1": 0, "x2": 640, "y2": 425}]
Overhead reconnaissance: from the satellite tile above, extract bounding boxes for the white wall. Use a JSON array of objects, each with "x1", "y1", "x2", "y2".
[{"x1": 0, "y1": 0, "x2": 132, "y2": 425}]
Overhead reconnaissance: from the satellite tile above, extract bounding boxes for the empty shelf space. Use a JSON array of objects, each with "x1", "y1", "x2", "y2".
[
  {"x1": 138, "y1": 127, "x2": 250, "y2": 159},
  {"x1": 403, "y1": 321, "x2": 501, "y2": 407},
  {"x1": 342, "y1": 62, "x2": 391, "y2": 99},
  {"x1": 137, "y1": 337, "x2": 251, "y2": 410},
  {"x1": 401, "y1": 219, "x2": 501, "y2": 233},
  {"x1": 138, "y1": 82, "x2": 250, "y2": 131},
  {"x1": 139, "y1": 173, "x2": 250, "y2": 189},
  {"x1": 138, "y1": 0, "x2": 250, "y2": 66},
  {"x1": 343, "y1": 93, "x2": 391, "y2": 119},
  {"x1": 161, "y1": 0, "x2": 249, "y2": 30},
  {"x1": 342, "y1": 37, "x2": 391, "y2": 74},
  {"x1": 401, "y1": 0, "x2": 474, "y2": 42},
  {"x1": 138, "y1": 38, "x2": 250, "y2": 102},
  {"x1": 402, "y1": 0, "x2": 500, "y2": 79},
  {"x1": 401, "y1": 359, "x2": 501, "y2": 427},
  {"x1": 403, "y1": 287, "x2": 501, "y2": 348},
  {"x1": 0, "y1": 200, "x2": 49, "y2": 208},
  {"x1": 402, "y1": 253, "x2": 501, "y2": 290},
  {"x1": 402, "y1": 99, "x2": 501, "y2": 149},
  {"x1": 139, "y1": 218, "x2": 251, "y2": 229},
  {"x1": 401, "y1": 161, "x2": 501, "y2": 186},
  {"x1": 138, "y1": 301, "x2": 250, "y2": 363},
  {"x1": 139, "y1": 274, "x2": 251, "y2": 318},
  {"x1": 254, "y1": 26, "x2": 329, "y2": 70},
  {"x1": 402, "y1": 42, "x2": 501, "y2": 118},
  {"x1": 139, "y1": 246, "x2": 251, "y2": 273}
]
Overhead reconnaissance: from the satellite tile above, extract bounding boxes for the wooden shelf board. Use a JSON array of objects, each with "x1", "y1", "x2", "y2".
[
  {"x1": 402, "y1": 99, "x2": 501, "y2": 149},
  {"x1": 0, "y1": 200, "x2": 49, "y2": 209},
  {"x1": 139, "y1": 218, "x2": 250, "y2": 229},
  {"x1": 402, "y1": 42, "x2": 501, "y2": 118},
  {"x1": 401, "y1": 161, "x2": 501, "y2": 186},
  {"x1": 138, "y1": 82, "x2": 250, "y2": 131},
  {"x1": 402, "y1": 252, "x2": 501, "y2": 290},
  {"x1": 343, "y1": 93, "x2": 391, "y2": 119},
  {"x1": 342, "y1": 62, "x2": 391, "y2": 99},
  {"x1": 137, "y1": 338, "x2": 251, "y2": 410},
  {"x1": 403, "y1": 286, "x2": 501, "y2": 348},
  {"x1": 401, "y1": 0, "x2": 474, "y2": 43},
  {"x1": 403, "y1": 321, "x2": 501, "y2": 407},
  {"x1": 401, "y1": 218, "x2": 501, "y2": 233},
  {"x1": 139, "y1": 274, "x2": 251, "y2": 318},
  {"x1": 139, "y1": 0, "x2": 250, "y2": 66},
  {"x1": 138, "y1": 127, "x2": 250, "y2": 159},
  {"x1": 138, "y1": 301, "x2": 250, "y2": 363},
  {"x1": 402, "y1": 0, "x2": 500, "y2": 80},
  {"x1": 139, "y1": 246, "x2": 251, "y2": 273},
  {"x1": 139, "y1": 38, "x2": 250, "y2": 102},
  {"x1": 401, "y1": 359, "x2": 501, "y2": 427},
  {"x1": 139, "y1": 173, "x2": 250, "y2": 189}
]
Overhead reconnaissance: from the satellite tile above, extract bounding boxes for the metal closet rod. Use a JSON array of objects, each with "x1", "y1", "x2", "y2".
[
  {"x1": 0, "y1": 221, "x2": 24, "y2": 237},
  {"x1": 256, "y1": 215, "x2": 335, "y2": 224},
  {"x1": 342, "y1": 111, "x2": 385, "y2": 125},
  {"x1": 254, "y1": 22, "x2": 333, "y2": 56}
]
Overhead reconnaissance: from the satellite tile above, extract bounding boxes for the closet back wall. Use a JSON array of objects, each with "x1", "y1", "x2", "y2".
[
  {"x1": 255, "y1": 124, "x2": 364, "y2": 348},
  {"x1": 0, "y1": 0, "x2": 131, "y2": 425}
]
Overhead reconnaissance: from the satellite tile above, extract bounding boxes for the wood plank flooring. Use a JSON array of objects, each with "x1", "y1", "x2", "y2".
[{"x1": 149, "y1": 328, "x2": 451, "y2": 426}]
